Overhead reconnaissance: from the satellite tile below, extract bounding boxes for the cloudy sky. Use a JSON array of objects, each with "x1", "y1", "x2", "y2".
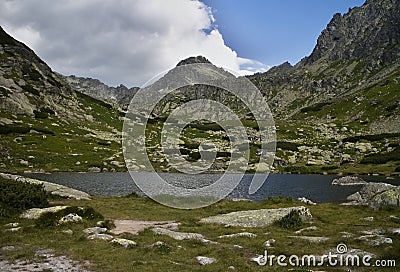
[{"x1": 0, "y1": 0, "x2": 364, "y2": 87}]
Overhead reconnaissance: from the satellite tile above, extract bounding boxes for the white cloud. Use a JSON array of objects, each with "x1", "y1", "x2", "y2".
[{"x1": 0, "y1": 0, "x2": 267, "y2": 87}]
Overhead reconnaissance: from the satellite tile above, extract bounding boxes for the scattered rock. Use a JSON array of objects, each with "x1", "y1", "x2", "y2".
[
  {"x1": 361, "y1": 216, "x2": 374, "y2": 222},
  {"x1": 59, "y1": 213, "x2": 82, "y2": 224},
  {"x1": 340, "y1": 231, "x2": 354, "y2": 238},
  {"x1": 231, "y1": 198, "x2": 252, "y2": 202},
  {"x1": 1, "y1": 246, "x2": 16, "y2": 251},
  {"x1": 110, "y1": 220, "x2": 177, "y2": 235},
  {"x1": 199, "y1": 238, "x2": 219, "y2": 245},
  {"x1": 61, "y1": 229, "x2": 74, "y2": 235},
  {"x1": 4, "y1": 222, "x2": 19, "y2": 227},
  {"x1": 324, "y1": 247, "x2": 376, "y2": 259},
  {"x1": 251, "y1": 254, "x2": 266, "y2": 265},
  {"x1": 200, "y1": 206, "x2": 312, "y2": 227},
  {"x1": 13, "y1": 137, "x2": 22, "y2": 142},
  {"x1": 294, "y1": 226, "x2": 318, "y2": 234},
  {"x1": 332, "y1": 176, "x2": 367, "y2": 185},
  {"x1": 263, "y1": 239, "x2": 276, "y2": 247},
  {"x1": 196, "y1": 256, "x2": 216, "y2": 265},
  {"x1": 217, "y1": 232, "x2": 257, "y2": 239},
  {"x1": 111, "y1": 238, "x2": 137, "y2": 248},
  {"x1": 87, "y1": 233, "x2": 114, "y2": 241},
  {"x1": 20, "y1": 206, "x2": 69, "y2": 219},
  {"x1": 389, "y1": 228, "x2": 400, "y2": 235},
  {"x1": 358, "y1": 235, "x2": 393, "y2": 246},
  {"x1": 0, "y1": 248, "x2": 91, "y2": 272},
  {"x1": 152, "y1": 227, "x2": 204, "y2": 241},
  {"x1": 360, "y1": 228, "x2": 385, "y2": 235},
  {"x1": 6, "y1": 227, "x2": 22, "y2": 232},
  {"x1": 149, "y1": 241, "x2": 167, "y2": 248},
  {"x1": 19, "y1": 159, "x2": 29, "y2": 166},
  {"x1": 297, "y1": 197, "x2": 316, "y2": 205},
  {"x1": 87, "y1": 167, "x2": 101, "y2": 172},
  {"x1": 96, "y1": 221, "x2": 108, "y2": 227},
  {"x1": 288, "y1": 236, "x2": 330, "y2": 243},
  {"x1": 83, "y1": 227, "x2": 107, "y2": 235},
  {"x1": 346, "y1": 191, "x2": 363, "y2": 203}
]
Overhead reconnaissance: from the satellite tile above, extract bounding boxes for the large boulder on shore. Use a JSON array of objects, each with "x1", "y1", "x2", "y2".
[
  {"x1": 346, "y1": 182, "x2": 396, "y2": 205},
  {"x1": 369, "y1": 186, "x2": 400, "y2": 209},
  {"x1": 332, "y1": 176, "x2": 367, "y2": 186},
  {"x1": 200, "y1": 206, "x2": 312, "y2": 227}
]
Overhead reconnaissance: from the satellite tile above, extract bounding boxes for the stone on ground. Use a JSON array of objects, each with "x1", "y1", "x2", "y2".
[
  {"x1": 196, "y1": 256, "x2": 216, "y2": 265},
  {"x1": 111, "y1": 238, "x2": 137, "y2": 248},
  {"x1": 200, "y1": 206, "x2": 312, "y2": 227},
  {"x1": 20, "y1": 206, "x2": 69, "y2": 219},
  {"x1": 59, "y1": 213, "x2": 82, "y2": 224},
  {"x1": 110, "y1": 220, "x2": 177, "y2": 235},
  {"x1": 217, "y1": 232, "x2": 257, "y2": 239},
  {"x1": 152, "y1": 227, "x2": 204, "y2": 241}
]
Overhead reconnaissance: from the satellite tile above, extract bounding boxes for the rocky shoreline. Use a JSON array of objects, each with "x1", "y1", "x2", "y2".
[{"x1": 0, "y1": 172, "x2": 90, "y2": 200}]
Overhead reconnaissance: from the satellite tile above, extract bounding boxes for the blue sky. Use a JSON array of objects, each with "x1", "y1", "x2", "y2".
[{"x1": 202, "y1": 0, "x2": 365, "y2": 66}]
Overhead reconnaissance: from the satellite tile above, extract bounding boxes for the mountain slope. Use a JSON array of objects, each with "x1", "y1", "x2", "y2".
[
  {"x1": 63, "y1": 75, "x2": 139, "y2": 108},
  {"x1": 249, "y1": 0, "x2": 400, "y2": 131},
  {"x1": 0, "y1": 26, "x2": 125, "y2": 173},
  {"x1": 247, "y1": 0, "x2": 400, "y2": 174}
]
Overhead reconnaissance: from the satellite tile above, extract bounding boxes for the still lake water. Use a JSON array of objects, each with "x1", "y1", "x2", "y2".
[{"x1": 25, "y1": 172, "x2": 400, "y2": 204}]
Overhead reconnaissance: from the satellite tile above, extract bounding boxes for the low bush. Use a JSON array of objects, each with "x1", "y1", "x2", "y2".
[
  {"x1": 33, "y1": 109, "x2": 48, "y2": 119},
  {"x1": 35, "y1": 206, "x2": 103, "y2": 227},
  {"x1": 385, "y1": 104, "x2": 398, "y2": 112},
  {"x1": 321, "y1": 165, "x2": 339, "y2": 171},
  {"x1": 188, "y1": 122, "x2": 224, "y2": 131},
  {"x1": 32, "y1": 127, "x2": 55, "y2": 135},
  {"x1": 262, "y1": 196, "x2": 294, "y2": 205},
  {"x1": 0, "y1": 178, "x2": 49, "y2": 218},
  {"x1": 284, "y1": 165, "x2": 310, "y2": 174},
  {"x1": 276, "y1": 210, "x2": 302, "y2": 229},
  {"x1": 0, "y1": 124, "x2": 55, "y2": 135},
  {"x1": 277, "y1": 141, "x2": 300, "y2": 151},
  {"x1": 0, "y1": 124, "x2": 30, "y2": 134},
  {"x1": 361, "y1": 147, "x2": 400, "y2": 164},
  {"x1": 395, "y1": 166, "x2": 400, "y2": 172},
  {"x1": 22, "y1": 84, "x2": 40, "y2": 96},
  {"x1": 300, "y1": 102, "x2": 332, "y2": 113},
  {"x1": 181, "y1": 142, "x2": 200, "y2": 149},
  {"x1": 97, "y1": 140, "x2": 111, "y2": 146},
  {"x1": 343, "y1": 133, "x2": 400, "y2": 143}
]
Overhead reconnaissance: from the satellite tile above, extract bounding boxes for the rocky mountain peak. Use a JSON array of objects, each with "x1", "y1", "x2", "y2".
[
  {"x1": 0, "y1": 26, "x2": 80, "y2": 117},
  {"x1": 302, "y1": 0, "x2": 400, "y2": 67},
  {"x1": 176, "y1": 55, "x2": 211, "y2": 67}
]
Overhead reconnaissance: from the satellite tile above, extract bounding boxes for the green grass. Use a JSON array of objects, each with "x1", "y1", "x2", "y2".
[{"x1": 1, "y1": 195, "x2": 399, "y2": 271}]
